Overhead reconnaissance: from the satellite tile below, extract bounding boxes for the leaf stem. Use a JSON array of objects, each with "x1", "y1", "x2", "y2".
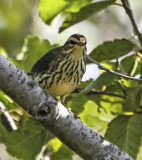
[
  {"x1": 74, "y1": 88, "x2": 125, "y2": 99},
  {"x1": 130, "y1": 56, "x2": 140, "y2": 76},
  {"x1": 86, "y1": 55, "x2": 142, "y2": 81}
]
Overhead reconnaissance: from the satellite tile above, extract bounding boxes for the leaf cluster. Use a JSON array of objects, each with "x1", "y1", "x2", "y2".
[{"x1": 0, "y1": 0, "x2": 142, "y2": 160}]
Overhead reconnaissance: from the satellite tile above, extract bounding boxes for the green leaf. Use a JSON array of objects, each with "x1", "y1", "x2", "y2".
[
  {"x1": 137, "y1": 141, "x2": 142, "y2": 160},
  {"x1": 50, "y1": 145, "x2": 73, "y2": 160},
  {"x1": 89, "y1": 39, "x2": 134, "y2": 62},
  {"x1": 48, "y1": 137, "x2": 62, "y2": 153},
  {"x1": 100, "y1": 84, "x2": 124, "y2": 114},
  {"x1": 19, "y1": 36, "x2": 58, "y2": 72},
  {"x1": 38, "y1": 0, "x2": 92, "y2": 24},
  {"x1": 0, "y1": 0, "x2": 33, "y2": 57},
  {"x1": 105, "y1": 114, "x2": 142, "y2": 159},
  {"x1": 0, "y1": 90, "x2": 19, "y2": 110},
  {"x1": 120, "y1": 54, "x2": 141, "y2": 77},
  {"x1": 87, "y1": 94, "x2": 102, "y2": 110},
  {"x1": 0, "y1": 122, "x2": 9, "y2": 142},
  {"x1": 59, "y1": 0, "x2": 116, "y2": 32},
  {"x1": 105, "y1": 83, "x2": 123, "y2": 94},
  {"x1": 101, "y1": 96, "x2": 123, "y2": 114},
  {"x1": 120, "y1": 54, "x2": 136, "y2": 74},
  {"x1": 120, "y1": 78, "x2": 139, "y2": 88},
  {"x1": 79, "y1": 100, "x2": 109, "y2": 130},
  {"x1": 78, "y1": 79, "x2": 94, "y2": 88},
  {"x1": 80, "y1": 72, "x2": 118, "y2": 95},
  {"x1": 5, "y1": 119, "x2": 50, "y2": 160},
  {"x1": 38, "y1": 0, "x2": 68, "y2": 24},
  {"x1": 65, "y1": 95, "x2": 88, "y2": 114},
  {"x1": 65, "y1": 0, "x2": 91, "y2": 13},
  {"x1": 123, "y1": 86, "x2": 142, "y2": 112}
]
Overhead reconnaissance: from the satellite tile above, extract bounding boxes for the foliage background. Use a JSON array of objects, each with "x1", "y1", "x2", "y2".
[{"x1": 0, "y1": 0, "x2": 142, "y2": 159}]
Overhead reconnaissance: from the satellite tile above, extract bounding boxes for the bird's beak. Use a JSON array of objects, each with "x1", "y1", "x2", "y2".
[{"x1": 78, "y1": 42, "x2": 86, "y2": 46}]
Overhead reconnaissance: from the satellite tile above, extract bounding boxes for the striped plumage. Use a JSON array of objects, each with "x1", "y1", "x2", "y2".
[{"x1": 30, "y1": 34, "x2": 87, "y2": 101}]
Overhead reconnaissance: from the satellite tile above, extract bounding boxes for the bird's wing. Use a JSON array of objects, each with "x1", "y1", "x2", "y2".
[{"x1": 31, "y1": 46, "x2": 63, "y2": 73}]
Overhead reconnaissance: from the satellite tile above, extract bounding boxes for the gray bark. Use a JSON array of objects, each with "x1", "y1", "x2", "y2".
[{"x1": 0, "y1": 54, "x2": 133, "y2": 160}]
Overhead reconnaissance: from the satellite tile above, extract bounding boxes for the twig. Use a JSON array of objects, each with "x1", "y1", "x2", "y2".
[
  {"x1": 116, "y1": 58, "x2": 120, "y2": 71},
  {"x1": 121, "y1": 0, "x2": 142, "y2": 49},
  {"x1": 74, "y1": 88, "x2": 125, "y2": 98},
  {"x1": 0, "y1": 101, "x2": 17, "y2": 132},
  {"x1": 86, "y1": 55, "x2": 142, "y2": 81}
]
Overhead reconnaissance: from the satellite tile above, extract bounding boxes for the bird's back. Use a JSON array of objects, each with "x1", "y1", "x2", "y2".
[{"x1": 31, "y1": 46, "x2": 64, "y2": 73}]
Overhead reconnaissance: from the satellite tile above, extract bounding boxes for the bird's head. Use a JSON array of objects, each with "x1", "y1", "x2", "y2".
[{"x1": 63, "y1": 33, "x2": 87, "y2": 57}]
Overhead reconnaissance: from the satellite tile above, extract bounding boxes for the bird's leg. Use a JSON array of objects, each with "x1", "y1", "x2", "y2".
[
  {"x1": 60, "y1": 96, "x2": 71, "y2": 112},
  {"x1": 60, "y1": 96, "x2": 79, "y2": 119},
  {"x1": 60, "y1": 95, "x2": 65, "y2": 105}
]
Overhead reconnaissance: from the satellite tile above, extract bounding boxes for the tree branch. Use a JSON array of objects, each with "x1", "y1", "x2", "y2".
[
  {"x1": 86, "y1": 55, "x2": 142, "y2": 81},
  {"x1": 121, "y1": 0, "x2": 142, "y2": 49},
  {"x1": 0, "y1": 54, "x2": 133, "y2": 160}
]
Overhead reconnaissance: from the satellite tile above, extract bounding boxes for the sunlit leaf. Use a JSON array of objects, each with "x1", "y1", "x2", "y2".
[
  {"x1": 50, "y1": 145, "x2": 73, "y2": 160},
  {"x1": 38, "y1": 0, "x2": 68, "y2": 24},
  {"x1": 65, "y1": 0, "x2": 91, "y2": 13},
  {"x1": 39, "y1": 0, "x2": 92, "y2": 24},
  {"x1": 80, "y1": 101, "x2": 109, "y2": 130},
  {"x1": 59, "y1": 0, "x2": 116, "y2": 32},
  {"x1": 0, "y1": 90, "x2": 19, "y2": 110},
  {"x1": 137, "y1": 142, "x2": 142, "y2": 160},
  {"x1": 102, "y1": 98, "x2": 123, "y2": 115},
  {"x1": 120, "y1": 78, "x2": 139, "y2": 88},
  {"x1": 48, "y1": 137, "x2": 62, "y2": 153}
]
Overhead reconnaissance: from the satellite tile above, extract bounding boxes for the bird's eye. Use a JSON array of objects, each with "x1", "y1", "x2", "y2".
[{"x1": 70, "y1": 40, "x2": 77, "y2": 45}]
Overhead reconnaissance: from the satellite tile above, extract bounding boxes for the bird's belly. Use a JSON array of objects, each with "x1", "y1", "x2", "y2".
[
  {"x1": 33, "y1": 57, "x2": 86, "y2": 97},
  {"x1": 45, "y1": 78, "x2": 77, "y2": 97}
]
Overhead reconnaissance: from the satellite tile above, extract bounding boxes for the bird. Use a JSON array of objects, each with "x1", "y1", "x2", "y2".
[{"x1": 29, "y1": 33, "x2": 87, "y2": 105}]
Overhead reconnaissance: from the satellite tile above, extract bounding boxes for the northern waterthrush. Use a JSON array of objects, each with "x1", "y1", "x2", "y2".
[{"x1": 30, "y1": 33, "x2": 87, "y2": 103}]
